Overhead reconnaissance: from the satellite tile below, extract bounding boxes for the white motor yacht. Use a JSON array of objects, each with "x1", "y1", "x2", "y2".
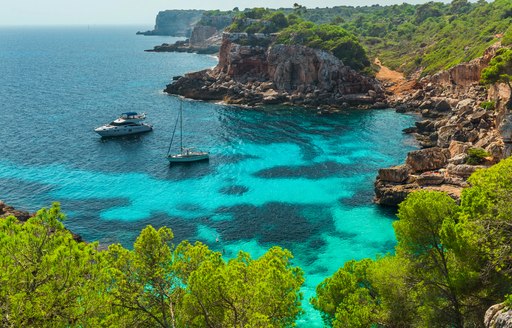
[{"x1": 94, "y1": 112, "x2": 153, "y2": 137}]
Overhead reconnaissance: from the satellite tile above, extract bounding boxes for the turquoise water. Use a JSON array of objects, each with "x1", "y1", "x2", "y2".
[{"x1": 0, "y1": 26, "x2": 417, "y2": 325}]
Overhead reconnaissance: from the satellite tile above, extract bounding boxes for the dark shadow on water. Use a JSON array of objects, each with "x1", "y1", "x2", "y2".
[
  {"x1": 339, "y1": 188, "x2": 375, "y2": 207},
  {"x1": 375, "y1": 204, "x2": 398, "y2": 219},
  {"x1": 165, "y1": 159, "x2": 214, "y2": 181},
  {"x1": 211, "y1": 202, "x2": 333, "y2": 245},
  {"x1": 218, "y1": 185, "x2": 249, "y2": 196},
  {"x1": 97, "y1": 132, "x2": 152, "y2": 144},
  {"x1": 254, "y1": 161, "x2": 353, "y2": 179}
]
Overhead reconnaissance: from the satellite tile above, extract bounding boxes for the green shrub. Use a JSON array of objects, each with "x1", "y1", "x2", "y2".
[
  {"x1": 276, "y1": 23, "x2": 370, "y2": 70},
  {"x1": 466, "y1": 148, "x2": 490, "y2": 165},
  {"x1": 480, "y1": 100, "x2": 496, "y2": 110},
  {"x1": 506, "y1": 294, "x2": 512, "y2": 309}
]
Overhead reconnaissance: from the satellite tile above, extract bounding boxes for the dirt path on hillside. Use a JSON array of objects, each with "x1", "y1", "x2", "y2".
[{"x1": 374, "y1": 58, "x2": 417, "y2": 96}]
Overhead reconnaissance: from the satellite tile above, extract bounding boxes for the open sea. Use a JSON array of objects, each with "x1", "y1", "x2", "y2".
[{"x1": 0, "y1": 25, "x2": 417, "y2": 326}]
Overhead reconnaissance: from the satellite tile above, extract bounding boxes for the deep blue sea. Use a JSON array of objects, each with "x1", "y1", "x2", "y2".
[{"x1": 0, "y1": 26, "x2": 417, "y2": 326}]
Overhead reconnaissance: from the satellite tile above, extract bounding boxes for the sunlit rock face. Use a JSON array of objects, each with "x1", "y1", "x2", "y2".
[{"x1": 166, "y1": 33, "x2": 385, "y2": 109}]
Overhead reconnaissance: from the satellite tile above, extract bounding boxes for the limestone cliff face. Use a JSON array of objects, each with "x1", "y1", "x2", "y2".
[
  {"x1": 166, "y1": 33, "x2": 385, "y2": 109},
  {"x1": 138, "y1": 10, "x2": 204, "y2": 36},
  {"x1": 418, "y1": 44, "x2": 500, "y2": 99},
  {"x1": 489, "y1": 83, "x2": 512, "y2": 152},
  {"x1": 189, "y1": 26, "x2": 219, "y2": 48}
]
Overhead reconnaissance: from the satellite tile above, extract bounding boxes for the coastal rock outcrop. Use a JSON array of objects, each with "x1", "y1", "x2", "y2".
[
  {"x1": 0, "y1": 200, "x2": 31, "y2": 222},
  {"x1": 0, "y1": 201, "x2": 83, "y2": 242},
  {"x1": 145, "y1": 24, "x2": 224, "y2": 55},
  {"x1": 375, "y1": 44, "x2": 510, "y2": 206},
  {"x1": 485, "y1": 303, "x2": 512, "y2": 328},
  {"x1": 145, "y1": 14, "x2": 232, "y2": 54},
  {"x1": 137, "y1": 10, "x2": 204, "y2": 36},
  {"x1": 165, "y1": 33, "x2": 385, "y2": 109},
  {"x1": 406, "y1": 147, "x2": 451, "y2": 172}
]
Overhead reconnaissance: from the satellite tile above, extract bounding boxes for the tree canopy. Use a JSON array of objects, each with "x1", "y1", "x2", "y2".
[
  {"x1": 0, "y1": 204, "x2": 304, "y2": 327},
  {"x1": 313, "y1": 157, "x2": 512, "y2": 327}
]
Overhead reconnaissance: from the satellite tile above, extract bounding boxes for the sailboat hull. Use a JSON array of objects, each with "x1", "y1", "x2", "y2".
[
  {"x1": 167, "y1": 152, "x2": 209, "y2": 163},
  {"x1": 167, "y1": 102, "x2": 209, "y2": 164}
]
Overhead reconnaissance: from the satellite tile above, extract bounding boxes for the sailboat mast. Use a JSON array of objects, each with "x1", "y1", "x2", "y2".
[{"x1": 180, "y1": 101, "x2": 183, "y2": 152}]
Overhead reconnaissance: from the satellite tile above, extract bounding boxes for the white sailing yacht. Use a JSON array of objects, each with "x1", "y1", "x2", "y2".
[{"x1": 166, "y1": 102, "x2": 209, "y2": 163}]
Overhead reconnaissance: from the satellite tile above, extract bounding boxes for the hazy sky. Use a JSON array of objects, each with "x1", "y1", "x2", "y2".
[{"x1": 1, "y1": 0, "x2": 448, "y2": 26}]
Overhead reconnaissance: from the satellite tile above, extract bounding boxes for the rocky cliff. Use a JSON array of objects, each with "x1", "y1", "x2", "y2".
[
  {"x1": 165, "y1": 33, "x2": 385, "y2": 109},
  {"x1": 147, "y1": 23, "x2": 224, "y2": 55},
  {"x1": 375, "y1": 44, "x2": 511, "y2": 206},
  {"x1": 137, "y1": 10, "x2": 204, "y2": 36},
  {"x1": 485, "y1": 303, "x2": 512, "y2": 328}
]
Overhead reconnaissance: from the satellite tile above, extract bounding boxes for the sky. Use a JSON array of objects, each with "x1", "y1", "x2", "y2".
[{"x1": 1, "y1": 0, "x2": 450, "y2": 26}]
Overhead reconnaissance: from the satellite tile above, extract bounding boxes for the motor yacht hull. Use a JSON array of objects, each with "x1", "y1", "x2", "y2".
[{"x1": 94, "y1": 124, "x2": 152, "y2": 137}]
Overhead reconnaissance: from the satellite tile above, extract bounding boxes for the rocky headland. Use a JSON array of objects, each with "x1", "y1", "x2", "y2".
[
  {"x1": 145, "y1": 25, "x2": 223, "y2": 55},
  {"x1": 145, "y1": 14, "x2": 232, "y2": 54},
  {"x1": 137, "y1": 10, "x2": 204, "y2": 36},
  {"x1": 165, "y1": 32, "x2": 386, "y2": 109},
  {"x1": 374, "y1": 43, "x2": 512, "y2": 205}
]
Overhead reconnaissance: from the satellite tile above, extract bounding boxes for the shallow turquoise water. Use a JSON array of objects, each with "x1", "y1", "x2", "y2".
[{"x1": 0, "y1": 26, "x2": 417, "y2": 325}]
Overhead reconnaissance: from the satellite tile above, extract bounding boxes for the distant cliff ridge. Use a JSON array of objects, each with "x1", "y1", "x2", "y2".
[{"x1": 137, "y1": 10, "x2": 204, "y2": 37}]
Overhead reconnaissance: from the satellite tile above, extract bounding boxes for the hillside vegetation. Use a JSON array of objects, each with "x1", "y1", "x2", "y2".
[
  {"x1": 225, "y1": 8, "x2": 371, "y2": 71},
  {"x1": 320, "y1": 0, "x2": 512, "y2": 76},
  {"x1": 202, "y1": 1, "x2": 512, "y2": 76}
]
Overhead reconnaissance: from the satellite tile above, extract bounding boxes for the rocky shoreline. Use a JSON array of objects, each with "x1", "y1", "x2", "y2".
[
  {"x1": 161, "y1": 31, "x2": 511, "y2": 206},
  {"x1": 165, "y1": 33, "x2": 386, "y2": 109},
  {"x1": 0, "y1": 201, "x2": 83, "y2": 242},
  {"x1": 374, "y1": 44, "x2": 512, "y2": 206}
]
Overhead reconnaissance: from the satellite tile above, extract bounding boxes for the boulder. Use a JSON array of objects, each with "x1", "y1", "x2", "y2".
[
  {"x1": 437, "y1": 125, "x2": 459, "y2": 148},
  {"x1": 470, "y1": 109, "x2": 488, "y2": 123},
  {"x1": 446, "y1": 163, "x2": 486, "y2": 179},
  {"x1": 378, "y1": 165, "x2": 410, "y2": 183},
  {"x1": 374, "y1": 181, "x2": 418, "y2": 206},
  {"x1": 486, "y1": 141, "x2": 505, "y2": 160},
  {"x1": 416, "y1": 172, "x2": 445, "y2": 186},
  {"x1": 415, "y1": 120, "x2": 435, "y2": 133},
  {"x1": 402, "y1": 127, "x2": 417, "y2": 134},
  {"x1": 456, "y1": 98, "x2": 476, "y2": 112},
  {"x1": 406, "y1": 147, "x2": 451, "y2": 173},
  {"x1": 419, "y1": 100, "x2": 433, "y2": 109},
  {"x1": 485, "y1": 303, "x2": 512, "y2": 328},
  {"x1": 449, "y1": 140, "x2": 470, "y2": 157},
  {"x1": 434, "y1": 99, "x2": 452, "y2": 112},
  {"x1": 448, "y1": 153, "x2": 468, "y2": 165}
]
